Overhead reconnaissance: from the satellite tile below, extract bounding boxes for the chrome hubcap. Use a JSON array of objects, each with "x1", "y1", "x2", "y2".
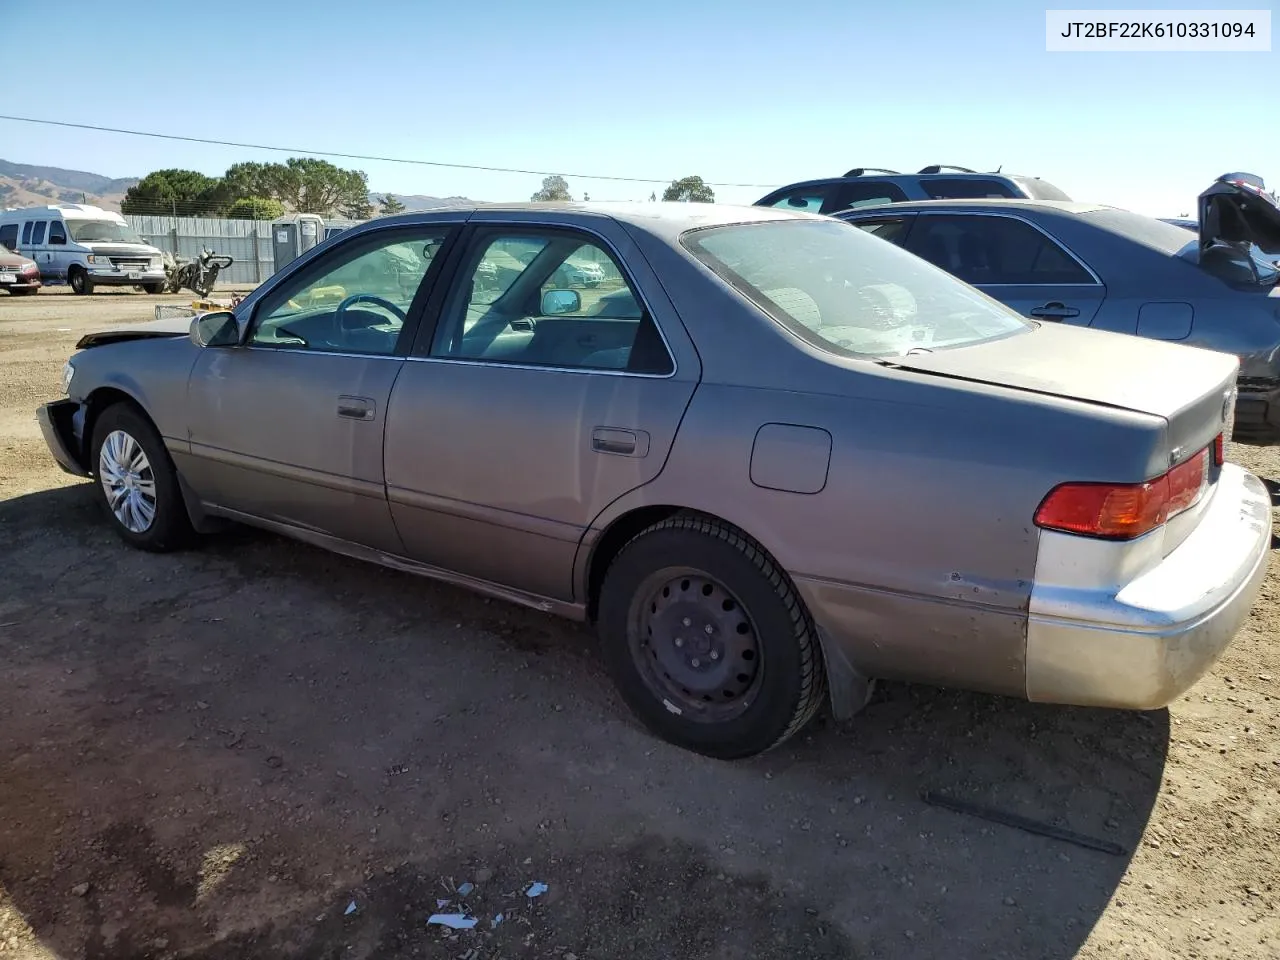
[{"x1": 98, "y1": 430, "x2": 157, "y2": 533}]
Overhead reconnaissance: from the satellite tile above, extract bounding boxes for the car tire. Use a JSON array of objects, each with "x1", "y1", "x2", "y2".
[
  {"x1": 90, "y1": 402, "x2": 193, "y2": 552},
  {"x1": 143, "y1": 283, "x2": 164, "y2": 294},
  {"x1": 69, "y1": 267, "x2": 93, "y2": 295},
  {"x1": 597, "y1": 512, "x2": 828, "y2": 759}
]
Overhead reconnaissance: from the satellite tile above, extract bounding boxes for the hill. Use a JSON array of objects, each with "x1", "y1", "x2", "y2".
[
  {"x1": 1, "y1": 159, "x2": 476, "y2": 217},
  {"x1": 0, "y1": 160, "x2": 137, "y2": 212},
  {"x1": 369, "y1": 192, "x2": 475, "y2": 212}
]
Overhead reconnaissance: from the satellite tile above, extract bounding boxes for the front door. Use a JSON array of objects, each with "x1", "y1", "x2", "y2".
[
  {"x1": 902, "y1": 212, "x2": 1106, "y2": 327},
  {"x1": 384, "y1": 222, "x2": 699, "y2": 602},
  {"x1": 183, "y1": 224, "x2": 455, "y2": 552}
]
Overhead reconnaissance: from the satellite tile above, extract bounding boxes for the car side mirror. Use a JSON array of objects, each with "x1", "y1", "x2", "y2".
[
  {"x1": 189, "y1": 310, "x2": 241, "y2": 348},
  {"x1": 541, "y1": 289, "x2": 580, "y2": 315}
]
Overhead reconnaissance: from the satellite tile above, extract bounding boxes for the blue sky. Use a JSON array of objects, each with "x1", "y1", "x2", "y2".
[{"x1": 2, "y1": 0, "x2": 1275, "y2": 215}]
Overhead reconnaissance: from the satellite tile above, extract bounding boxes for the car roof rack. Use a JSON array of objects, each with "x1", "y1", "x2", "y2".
[
  {"x1": 917, "y1": 165, "x2": 978, "y2": 175},
  {"x1": 842, "y1": 167, "x2": 900, "y2": 177}
]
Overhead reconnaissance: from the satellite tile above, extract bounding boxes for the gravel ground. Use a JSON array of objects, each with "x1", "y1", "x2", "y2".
[{"x1": 2, "y1": 287, "x2": 1279, "y2": 960}]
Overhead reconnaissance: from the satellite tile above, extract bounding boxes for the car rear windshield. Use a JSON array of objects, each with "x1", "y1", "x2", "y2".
[
  {"x1": 1016, "y1": 178, "x2": 1073, "y2": 201},
  {"x1": 680, "y1": 218, "x2": 1032, "y2": 359}
]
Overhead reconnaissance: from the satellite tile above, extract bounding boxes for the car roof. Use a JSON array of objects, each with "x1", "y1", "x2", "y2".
[
  {"x1": 373, "y1": 201, "x2": 824, "y2": 240},
  {"x1": 836, "y1": 198, "x2": 1112, "y2": 216}
]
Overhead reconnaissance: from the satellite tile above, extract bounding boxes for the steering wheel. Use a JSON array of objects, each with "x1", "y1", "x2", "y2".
[{"x1": 334, "y1": 293, "x2": 407, "y2": 337}]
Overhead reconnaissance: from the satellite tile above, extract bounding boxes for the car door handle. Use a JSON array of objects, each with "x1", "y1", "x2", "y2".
[
  {"x1": 337, "y1": 395, "x2": 375, "y2": 420},
  {"x1": 1028, "y1": 301, "x2": 1081, "y2": 320},
  {"x1": 592, "y1": 427, "x2": 650, "y2": 457}
]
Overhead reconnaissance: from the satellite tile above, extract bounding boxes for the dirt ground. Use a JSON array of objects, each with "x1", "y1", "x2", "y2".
[{"x1": 2, "y1": 287, "x2": 1279, "y2": 960}]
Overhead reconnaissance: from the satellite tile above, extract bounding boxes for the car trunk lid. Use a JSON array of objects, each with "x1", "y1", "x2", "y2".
[
  {"x1": 1199, "y1": 173, "x2": 1280, "y2": 256},
  {"x1": 887, "y1": 321, "x2": 1237, "y2": 474}
]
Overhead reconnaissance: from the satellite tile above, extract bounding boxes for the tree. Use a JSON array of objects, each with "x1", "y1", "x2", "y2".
[
  {"x1": 222, "y1": 157, "x2": 371, "y2": 217},
  {"x1": 121, "y1": 168, "x2": 223, "y2": 216},
  {"x1": 379, "y1": 193, "x2": 406, "y2": 215},
  {"x1": 127, "y1": 156, "x2": 375, "y2": 219},
  {"x1": 662, "y1": 175, "x2": 715, "y2": 203},
  {"x1": 227, "y1": 197, "x2": 284, "y2": 220},
  {"x1": 531, "y1": 175, "x2": 572, "y2": 202}
]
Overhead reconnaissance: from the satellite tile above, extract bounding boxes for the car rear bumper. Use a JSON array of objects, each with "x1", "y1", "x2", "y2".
[
  {"x1": 1025, "y1": 463, "x2": 1272, "y2": 709},
  {"x1": 1233, "y1": 377, "x2": 1280, "y2": 445},
  {"x1": 37, "y1": 399, "x2": 89, "y2": 477}
]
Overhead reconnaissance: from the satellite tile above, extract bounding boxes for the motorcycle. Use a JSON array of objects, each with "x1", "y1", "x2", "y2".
[{"x1": 162, "y1": 248, "x2": 234, "y2": 298}]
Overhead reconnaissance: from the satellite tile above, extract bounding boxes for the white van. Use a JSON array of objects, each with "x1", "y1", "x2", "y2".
[{"x1": 0, "y1": 204, "x2": 166, "y2": 295}]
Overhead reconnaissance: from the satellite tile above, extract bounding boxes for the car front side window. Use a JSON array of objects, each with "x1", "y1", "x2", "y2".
[
  {"x1": 48, "y1": 221, "x2": 67, "y2": 245},
  {"x1": 905, "y1": 214, "x2": 1095, "y2": 286},
  {"x1": 248, "y1": 229, "x2": 448, "y2": 356},
  {"x1": 430, "y1": 230, "x2": 672, "y2": 374},
  {"x1": 766, "y1": 189, "x2": 830, "y2": 213}
]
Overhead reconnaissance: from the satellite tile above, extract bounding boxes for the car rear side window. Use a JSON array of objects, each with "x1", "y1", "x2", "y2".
[
  {"x1": 30, "y1": 222, "x2": 46, "y2": 245},
  {"x1": 0, "y1": 224, "x2": 17, "y2": 251},
  {"x1": 430, "y1": 230, "x2": 673, "y2": 375},
  {"x1": 848, "y1": 216, "x2": 913, "y2": 246},
  {"x1": 20, "y1": 222, "x2": 32, "y2": 246},
  {"x1": 921, "y1": 178, "x2": 1020, "y2": 199},
  {"x1": 905, "y1": 214, "x2": 1096, "y2": 285},
  {"x1": 829, "y1": 181, "x2": 909, "y2": 212},
  {"x1": 681, "y1": 218, "x2": 1030, "y2": 359},
  {"x1": 1019, "y1": 179, "x2": 1073, "y2": 201}
]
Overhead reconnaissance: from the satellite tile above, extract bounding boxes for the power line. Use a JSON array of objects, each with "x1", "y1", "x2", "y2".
[{"x1": 0, "y1": 114, "x2": 781, "y2": 190}]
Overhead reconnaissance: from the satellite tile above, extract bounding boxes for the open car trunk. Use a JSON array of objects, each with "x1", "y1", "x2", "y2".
[{"x1": 1199, "y1": 173, "x2": 1280, "y2": 256}]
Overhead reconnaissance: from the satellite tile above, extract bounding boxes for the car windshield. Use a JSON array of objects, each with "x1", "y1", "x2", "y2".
[
  {"x1": 680, "y1": 218, "x2": 1031, "y2": 358},
  {"x1": 66, "y1": 219, "x2": 145, "y2": 244}
]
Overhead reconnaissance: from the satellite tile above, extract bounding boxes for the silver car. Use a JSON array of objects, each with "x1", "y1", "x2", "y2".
[{"x1": 36, "y1": 203, "x2": 1272, "y2": 759}]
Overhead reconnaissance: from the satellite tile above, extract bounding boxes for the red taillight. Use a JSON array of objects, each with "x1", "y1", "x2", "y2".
[
  {"x1": 1213, "y1": 432, "x2": 1224, "y2": 467},
  {"x1": 1034, "y1": 444, "x2": 1211, "y2": 541},
  {"x1": 1166, "y1": 447, "x2": 1209, "y2": 515}
]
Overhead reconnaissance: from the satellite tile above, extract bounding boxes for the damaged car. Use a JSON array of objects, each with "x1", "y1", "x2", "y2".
[
  {"x1": 836, "y1": 173, "x2": 1280, "y2": 444},
  {"x1": 36, "y1": 203, "x2": 1272, "y2": 759}
]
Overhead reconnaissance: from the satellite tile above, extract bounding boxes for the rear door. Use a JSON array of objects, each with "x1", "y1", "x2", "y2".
[
  {"x1": 383, "y1": 218, "x2": 700, "y2": 603},
  {"x1": 41, "y1": 219, "x2": 67, "y2": 280},
  {"x1": 26, "y1": 220, "x2": 48, "y2": 278},
  {"x1": 902, "y1": 212, "x2": 1106, "y2": 326}
]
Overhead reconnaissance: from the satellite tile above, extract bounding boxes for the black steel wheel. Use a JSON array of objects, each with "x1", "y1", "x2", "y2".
[
  {"x1": 597, "y1": 513, "x2": 827, "y2": 759},
  {"x1": 628, "y1": 570, "x2": 764, "y2": 724}
]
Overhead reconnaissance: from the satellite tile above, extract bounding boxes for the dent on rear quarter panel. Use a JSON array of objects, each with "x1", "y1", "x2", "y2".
[{"x1": 593, "y1": 361, "x2": 1167, "y2": 697}]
